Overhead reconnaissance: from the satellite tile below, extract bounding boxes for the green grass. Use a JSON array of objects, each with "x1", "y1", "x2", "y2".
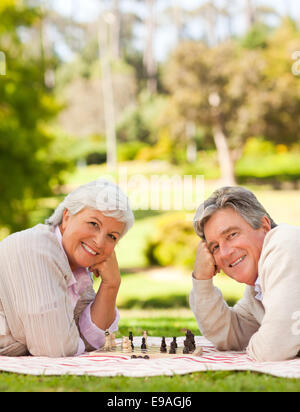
[
  {"x1": 1, "y1": 370, "x2": 300, "y2": 392},
  {"x1": 1, "y1": 309, "x2": 299, "y2": 392},
  {"x1": 1, "y1": 165, "x2": 300, "y2": 391},
  {"x1": 0, "y1": 309, "x2": 299, "y2": 392}
]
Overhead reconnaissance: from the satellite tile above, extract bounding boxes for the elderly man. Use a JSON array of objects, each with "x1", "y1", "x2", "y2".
[{"x1": 190, "y1": 186, "x2": 300, "y2": 362}]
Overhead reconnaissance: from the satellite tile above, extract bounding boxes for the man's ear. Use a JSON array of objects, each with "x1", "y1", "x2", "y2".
[{"x1": 261, "y1": 216, "x2": 271, "y2": 234}]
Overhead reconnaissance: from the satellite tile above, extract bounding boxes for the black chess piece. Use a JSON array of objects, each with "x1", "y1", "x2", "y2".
[
  {"x1": 160, "y1": 336, "x2": 167, "y2": 353},
  {"x1": 169, "y1": 341, "x2": 176, "y2": 354},
  {"x1": 172, "y1": 337, "x2": 178, "y2": 348},
  {"x1": 141, "y1": 337, "x2": 147, "y2": 350},
  {"x1": 182, "y1": 345, "x2": 190, "y2": 354},
  {"x1": 128, "y1": 331, "x2": 134, "y2": 349},
  {"x1": 183, "y1": 338, "x2": 191, "y2": 354},
  {"x1": 185, "y1": 330, "x2": 196, "y2": 351}
]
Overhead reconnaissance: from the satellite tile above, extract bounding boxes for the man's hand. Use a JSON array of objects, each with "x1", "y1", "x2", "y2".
[
  {"x1": 89, "y1": 251, "x2": 121, "y2": 289},
  {"x1": 193, "y1": 240, "x2": 219, "y2": 281}
]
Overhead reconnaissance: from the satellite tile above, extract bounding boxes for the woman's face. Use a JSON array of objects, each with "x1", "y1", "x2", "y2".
[{"x1": 60, "y1": 208, "x2": 125, "y2": 271}]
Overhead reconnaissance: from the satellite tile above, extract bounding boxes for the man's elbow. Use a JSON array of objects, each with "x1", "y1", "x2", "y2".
[{"x1": 247, "y1": 342, "x2": 298, "y2": 362}]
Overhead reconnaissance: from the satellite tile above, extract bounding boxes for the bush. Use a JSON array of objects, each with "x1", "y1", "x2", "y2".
[
  {"x1": 235, "y1": 138, "x2": 300, "y2": 187},
  {"x1": 144, "y1": 212, "x2": 198, "y2": 269}
]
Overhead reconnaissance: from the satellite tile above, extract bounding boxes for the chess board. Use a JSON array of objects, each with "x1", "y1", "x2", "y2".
[{"x1": 89, "y1": 338, "x2": 203, "y2": 359}]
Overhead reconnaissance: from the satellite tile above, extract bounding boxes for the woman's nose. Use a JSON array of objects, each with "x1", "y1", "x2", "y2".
[{"x1": 94, "y1": 231, "x2": 107, "y2": 251}]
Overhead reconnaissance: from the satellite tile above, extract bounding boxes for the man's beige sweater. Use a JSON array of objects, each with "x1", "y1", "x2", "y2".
[{"x1": 189, "y1": 224, "x2": 300, "y2": 362}]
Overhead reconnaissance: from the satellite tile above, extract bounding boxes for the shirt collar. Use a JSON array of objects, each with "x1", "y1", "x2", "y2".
[
  {"x1": 254, "y1": 276, "x2": 263, "y2": 302},
  {"x1": 54, "y1": 225, "x2": 93, "y2": 288}
]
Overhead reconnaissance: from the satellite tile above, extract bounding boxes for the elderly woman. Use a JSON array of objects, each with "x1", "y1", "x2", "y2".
[{"x1": 0, "y1": 179, "x2": 134, "y2": 357}]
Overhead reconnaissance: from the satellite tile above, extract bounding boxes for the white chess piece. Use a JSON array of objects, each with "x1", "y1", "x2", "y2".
[{"x1": 103, "y1": 330, "x2": 111, "y2": 351}]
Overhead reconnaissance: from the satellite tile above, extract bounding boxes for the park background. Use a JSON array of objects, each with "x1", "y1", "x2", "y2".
[{"x1": 1, "y1": 0, "x2": 300, "y2": 391}]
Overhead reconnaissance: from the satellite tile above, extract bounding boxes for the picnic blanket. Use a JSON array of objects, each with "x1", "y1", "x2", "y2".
[{"x1": 0, "y1": 336, "x2": 300, "y2": 379}]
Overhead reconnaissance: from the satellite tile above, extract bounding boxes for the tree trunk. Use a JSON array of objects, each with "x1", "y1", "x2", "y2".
[
  {"x1": 98, "y1": 16, "x2": 117, "y2": 171},
  {"x1": 245, "y1": 0, "x2": 257, "y2": 31},
  {"x1": 144, "y1": 0, "x2": 157, "y2": 93},
  {"x1": 112, "y1": 0, "x2": 121, "y2": 59},
  {"x1": 213, "y1": 124, "x2": 236, "y2": 186}
]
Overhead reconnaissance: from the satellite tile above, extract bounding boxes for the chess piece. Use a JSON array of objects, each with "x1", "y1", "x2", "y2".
[
  {"x1": 122, "y1": 336, "x2": 131, "y2": 352},
  {"x1": 185, "y1": 330, "x2": 196, "y2": 352},
  {"x1": 111, "y1": 333, "x2": 116, "y2": 349},
  {"x1": 183, "y1": 337, "x2": 191, "y2": 354},
  {"x1": 169, "y1": 341, "x2": 176, "y2": 354},
  {"x1": 141, "y1": 337, "x2": 147, "y2": 350},
  {"x1": 142, "y1": 331, "x2": 148, "y2": 348},
  {"x1": 129, "y1": 331, "x2": 134, "y2": 349},
  {"x1": 103, "y1": 330, "x2": 111, "y2": 351},
  {"x1": 160, "y1": 336, "x2": 167, "y2": 353},
  {"x1": 183, "y1": 345, "x2": 190, "y2": 354},
  {"x1": 172, "y1": 337, "x2": 178, "y2": 348}
]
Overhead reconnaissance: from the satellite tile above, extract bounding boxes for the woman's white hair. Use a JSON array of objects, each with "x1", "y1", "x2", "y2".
[{"x1": 45, "y1": 179, "x2": 134, "y2": 237}]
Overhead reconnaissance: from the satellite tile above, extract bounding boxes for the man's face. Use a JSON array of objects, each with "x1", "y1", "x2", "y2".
[{"x1": 204, "y1": 207, "x2": 271, "y2": 286}]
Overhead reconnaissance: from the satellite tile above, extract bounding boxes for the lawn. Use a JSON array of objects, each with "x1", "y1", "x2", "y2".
[{"x1": 1, "y1": 165, "x2": 300, "y2": 391}]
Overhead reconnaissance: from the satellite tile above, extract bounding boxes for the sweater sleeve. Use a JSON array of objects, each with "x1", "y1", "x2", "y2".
[
  {"x1": 18, "y1": 248, "x2": 81, "y2": 357},
  {"x1": 189, "y1": 278, "x2": 260, "y2": 351},
  {"x1": 246, "y1": 226, "x2": 300, "y2": 361},
  {"x1": 0, "y1": 226, "x2": 81, "y2": 357}
]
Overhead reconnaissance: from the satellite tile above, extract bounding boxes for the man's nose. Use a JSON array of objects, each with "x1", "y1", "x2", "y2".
[{"x1": 219, "y1": 243, "x2": 234, "y2": 260}]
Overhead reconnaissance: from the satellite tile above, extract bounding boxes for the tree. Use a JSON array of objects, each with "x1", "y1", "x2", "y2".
[
  {"x1": 163, "y1": 19, "x2": 300, "y2": 184},
  {"x1": 0, "y1": 0, "x2": 70, "y2": 232}
]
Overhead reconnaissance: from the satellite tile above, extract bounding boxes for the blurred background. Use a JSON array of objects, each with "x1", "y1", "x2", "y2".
[{"x1": 1, "y1": 0, "x2": 300, "y2": 334}]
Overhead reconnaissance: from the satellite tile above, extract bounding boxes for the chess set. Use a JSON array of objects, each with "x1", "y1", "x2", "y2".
[{"x1": 90, "y1": 330, "x2": 203, "y2": 359}]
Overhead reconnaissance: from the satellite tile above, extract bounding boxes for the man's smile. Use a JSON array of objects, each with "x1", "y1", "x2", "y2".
[{"x1": 229, "y1": 255, "x2": 246, "y2": 268}]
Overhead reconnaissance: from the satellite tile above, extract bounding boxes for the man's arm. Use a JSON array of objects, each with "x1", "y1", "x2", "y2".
[
  {"x1": 246, "y1": 226, "x2": 300, "y2": 361},
  {"x1": 190, "y1": 241, "x2": 260, "y2": 351}
]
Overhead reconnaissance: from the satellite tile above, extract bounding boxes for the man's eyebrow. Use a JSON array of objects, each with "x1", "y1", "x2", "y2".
[
  {"x1": 206, "y1": 226, "x2": 240, "y2": 249},
  {"x1": 220, "y1": 226, "x2": 240, "y2": 236}
]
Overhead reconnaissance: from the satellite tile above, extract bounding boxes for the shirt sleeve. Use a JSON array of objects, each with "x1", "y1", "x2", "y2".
[
  {"x1": 189, "y1": 277, "x2": 260, "y2": 351},
  {"x1": 78, "y1": 302, "x2": 120, "y2": 351},
  {"x1": 246, "y1": 227, "x2": 300, "y2": 361},
  {"x1": 75, "y1": 338, "x2": 86, "y2": 356}
]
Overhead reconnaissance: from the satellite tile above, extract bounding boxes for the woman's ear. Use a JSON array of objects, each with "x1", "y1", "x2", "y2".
[{"x1": 60, "y1": 208, "x2": 70, "y2": 232}]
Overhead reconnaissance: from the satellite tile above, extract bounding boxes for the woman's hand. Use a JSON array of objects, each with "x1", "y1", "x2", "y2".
[
  {"x1": 89, "y1": 251, "x2": 121, "y2": 289},
  {"x1": 193, "y1": 240, "x2": 219, "y2": 280},
  {"x1": 89, "y1": 251, "x2": 121, "y2": 330}
]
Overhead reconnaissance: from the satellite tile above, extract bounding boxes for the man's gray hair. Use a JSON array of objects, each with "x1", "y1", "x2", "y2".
[
  {"x1": 46, "y1": 179, "x2": 134, "y2": 237},
  {"x1": 193, "y1": 186, "x2": 277, "y2": 240}
]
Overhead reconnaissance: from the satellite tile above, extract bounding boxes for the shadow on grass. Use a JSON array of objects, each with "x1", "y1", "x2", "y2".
[{"x1": 119, "y1": 295, "x2": 239, "y2": 309}]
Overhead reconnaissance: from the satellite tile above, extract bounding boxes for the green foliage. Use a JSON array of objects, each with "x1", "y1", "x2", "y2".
[
  {"x1": 163, "y1": 20, "x2": 300, "y2": 182},
  {"x1": 235, "y1": 137, "x2": 300, "y2": 186},
  {"x1": 240, "y1": 22, "x2": 272, "y2": 49},
  {"x1": 144, "y1": 213, "x2": 198, "y2": 269},
  {"x1": 0, "y1": 1, "x2": 71, "y2": 232},
  {"x1": 117, "y1": 91, "x2": 167, "y2": 144}
]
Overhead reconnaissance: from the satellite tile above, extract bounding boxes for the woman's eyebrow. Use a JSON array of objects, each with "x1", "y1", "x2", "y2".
[
  {"x1": 91, "y1": 216, "x2": 121, "y2": 235},
  {"x1": 91, "y1": 216, "x2": 102, "y2": 226}
]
